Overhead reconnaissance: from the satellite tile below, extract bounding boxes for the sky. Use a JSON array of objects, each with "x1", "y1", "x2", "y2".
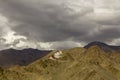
[{"x1": 0, "y1": 0, "x2": 120, "y2": 50}]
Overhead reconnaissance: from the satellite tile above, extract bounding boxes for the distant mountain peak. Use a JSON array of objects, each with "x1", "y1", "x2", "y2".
[
  {"x1": 84, "y1": 41, "x2": 108, "y2": 48},
  {"x1": 84, "y1": 41, "x2": 120, "y2": 52}
]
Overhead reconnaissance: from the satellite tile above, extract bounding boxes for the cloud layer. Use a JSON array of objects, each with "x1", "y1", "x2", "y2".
[{"x1": 0, "y1": 0, "x2": 120, "y2": 50}]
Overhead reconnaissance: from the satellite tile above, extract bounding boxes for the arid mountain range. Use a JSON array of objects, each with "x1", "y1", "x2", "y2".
[{"x1": 0, "y1": 41, "x2": 120, "y2": 80}]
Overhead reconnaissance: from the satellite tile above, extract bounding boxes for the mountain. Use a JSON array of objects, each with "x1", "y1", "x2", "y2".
[
  {"x1": 1, "y1": 45, "x2": 120, "y2": 80},
  {"x1": 84, "y1": 41, "x2": 120, "y2": 52},
  {"x1": 0, "y1": 48, "x2": 51, "y2": 68}
]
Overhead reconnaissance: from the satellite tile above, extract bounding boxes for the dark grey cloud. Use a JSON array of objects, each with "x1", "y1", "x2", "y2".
[
  {"x1": 81, "y1": 26, "x2": 120, "y2": 43},
  {"x1": 0, "y1": 0, "x2": 94, "y2": 41},
  {"x1": 0, "y1": 0, "x2": 120, "y2": 49}
]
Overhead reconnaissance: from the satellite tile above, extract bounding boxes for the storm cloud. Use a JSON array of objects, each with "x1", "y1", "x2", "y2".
[{"x1": 0, "y1": 0, "x2": 120, "y2": 49}]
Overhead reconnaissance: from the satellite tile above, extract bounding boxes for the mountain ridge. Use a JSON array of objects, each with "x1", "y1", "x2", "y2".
[
  {"x1": 0, "y1": 44, "x2": 120, "y2": 80},
  {"x1": 84, "y1": 41, "x2": 120, "y2": 52},
  {"x1": 0, "y1": 48, "x2": 51, "y2": 68},
  {"x1": 0, "y1": 41, "x2": 119, "y2": 68},
  {"x1": 0, "y1": 41, "x2": 120, "y2": 80}
]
